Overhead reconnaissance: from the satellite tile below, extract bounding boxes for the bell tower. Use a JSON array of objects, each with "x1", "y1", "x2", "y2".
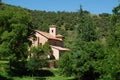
[{"x1": 49, "y1": 25, "x2": 57, "y2": 37}]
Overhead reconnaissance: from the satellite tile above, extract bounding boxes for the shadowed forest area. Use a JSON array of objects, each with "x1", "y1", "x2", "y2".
[{"x1": 0, "y1": 1, "x2": 120, "y2": 80}]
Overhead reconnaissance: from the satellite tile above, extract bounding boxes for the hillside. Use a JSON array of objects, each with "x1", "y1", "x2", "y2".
[
  {"x1": 0, "y1": 3, "x2": 112, "y2": 45},
  {"x1": 0, "y1": 2, "x2": 120, "y2": 80}
]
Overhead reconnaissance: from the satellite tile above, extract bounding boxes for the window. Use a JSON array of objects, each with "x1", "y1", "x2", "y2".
[{"x1": 52, "y1": 30, "x2": 54, "y2": 33}]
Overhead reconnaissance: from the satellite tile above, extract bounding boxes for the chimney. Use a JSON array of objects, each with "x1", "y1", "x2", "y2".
[{"x1": 49, "y1": 25, "x2": 57, "y2": 37}]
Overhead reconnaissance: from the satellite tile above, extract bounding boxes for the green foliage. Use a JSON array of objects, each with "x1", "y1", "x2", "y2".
[
  {"x1": 58, "y1": 52, "x2": 73, "y2": 76},
  {"x1": 26, "y1": 57, "x2": 43, "y2": 71},
  {"x1": 112, "y1": 4, "x2": 120, "y2": 15},
  {"x1": 77, "y1": 6, "x2": 97, "y2": 42},
  {"x1": 0, "y1": 4, "x2": 34, "y2": 77},
  {"x1": 43, "y1": 42, "x2": 52, "y2": 55},
  {"x1": 0, "y1": 4, "x2": 34, "y2": 60},
  {"x1": 0, "y1": 2, "x2": 120, "y2": 80},
  {"x1": 58, "y1": 42, "x2": 105, "y2": 79},
  {"x1": 27, "y1": 46, "x2": 47, "y2": 77},
  {"x1": 114, "y1": 23, "x2": 120, "y2": 45},
  {"x1": 31, "y1": 10, "x2": 77, "y2": 32},
  {"x1": 30, "y1": 42, "x2": 52, "y2": 59},
  {"x1": 58, "y1": 6, "x2": 120, "y2": 80},
  {"x1": 0, "y1": 60, "x2": 9, "y2": 79},
  {"x1": 99, "y1": 5, "x2": 120, "y2": 80},
  {"x1": 30, "y1": 46, "x2": 45, "y2": 58}
]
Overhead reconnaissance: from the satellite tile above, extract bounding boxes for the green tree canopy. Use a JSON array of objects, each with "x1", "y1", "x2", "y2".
[{"x1": 0, "y1": 5, "x2": 34, "y2": 60}]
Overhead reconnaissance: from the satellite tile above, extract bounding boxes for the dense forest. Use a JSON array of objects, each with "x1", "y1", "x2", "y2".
[{"x1": 0, "y1": 1, "x2": 120, "y2": 80}]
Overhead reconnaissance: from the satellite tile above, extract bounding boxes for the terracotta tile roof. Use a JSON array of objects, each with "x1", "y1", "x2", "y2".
[
  {"x1": 35, "y1": 30, "x2": 63, "y2": 41},
  {"x1": 51, "y1": 45, "x2": 69, "y2": 51}
]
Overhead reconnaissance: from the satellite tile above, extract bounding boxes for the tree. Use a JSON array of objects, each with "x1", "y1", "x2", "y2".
[
  {"x1": 95, "y1": 5, "x2": 120, "y2": 80},
  {"x1": 27, "y1": 42, "x2": 52, "y2": 70},
  {"x1": 58, "y1": 52, "x2": 73, "y2": 76},
  {"x1": 0, "y1": 5, "x2": 34, "y2": 59},
  {"x1": 43, "y1": 42, "x2": 52, "y2": 56},
  {"x1": 0, "y1": 0, "x2": 1, "y2": 2},
  {"x1": 101, "y1": 5, "x2": 120, "y2": 80},
  {"x1": 58, "y1": 6, "x2": 101, "y2": 80},
  {"x1": 0, "y1": 4, "x2": 34, "y2": 75},
  {"x1": 27, "y1": 45, "x2": 50, "y2": 78},
  {"x1": 77, "y1": 6, "x2": 97, "y2": 42}
]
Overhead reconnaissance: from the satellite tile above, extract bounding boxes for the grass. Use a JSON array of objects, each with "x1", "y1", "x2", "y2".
[
  {"x1": 0, "y1": 60, "x2": 11, "y2": 80},
  {"x1": 0, "y1": 60, "x2": 9, "y2": 63},
  {"x1": 0, "y1": 60, "x2": 9, "y2": 67},
  {"x1": 12, "y1": 77, "x2": 46, "y2": 80},
  {"x1": 0, "y1": 60, "x2": 75, "y2": 80},
  {"x1": 46, "y1": 76, "x2": 74, "y2": 80},
  {"x1": 45, "y1": 68, "x2": 74, "y2": 80}
]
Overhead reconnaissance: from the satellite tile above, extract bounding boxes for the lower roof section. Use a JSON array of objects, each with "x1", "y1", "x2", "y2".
[{"x1": 51, "y1": 45, "x2": 69, "y2": 51}]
